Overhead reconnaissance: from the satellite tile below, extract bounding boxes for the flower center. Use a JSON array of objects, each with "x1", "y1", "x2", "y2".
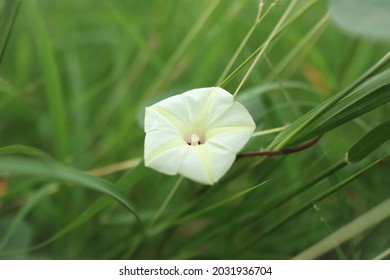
[{"x1": 188, "y1": 133, "x2": 201, "y2": 146}]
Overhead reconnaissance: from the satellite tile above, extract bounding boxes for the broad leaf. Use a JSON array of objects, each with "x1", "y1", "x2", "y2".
[{"x1": 330, "y1": 0, "x2": 390, "y2": 41}]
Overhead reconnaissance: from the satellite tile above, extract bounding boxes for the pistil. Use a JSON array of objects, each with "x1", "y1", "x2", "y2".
[{"x1": 189, "y1": 133, "x2": 201, "y2": 146}]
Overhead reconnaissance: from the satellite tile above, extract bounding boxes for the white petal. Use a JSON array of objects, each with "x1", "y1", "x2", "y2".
[
  {"x1": 199, "y1": 87, "x2": 237, "y2": 125},
  {"x1": 144, "y1": 129, "x2": 185, "y2": 164},
  {"x1": 205, "y1": 142, "x2": 237, "y2": 183},
  {"x1": 149, "y1": 87, "x2": 236, "y2": 134},
  {"x1": 144, "y1": 107, "x2": 188, "y2": 174},
  {"x1": 206, "y1": 101, "x2": 256, "y2": 153},
  {"x1": 207, "y1": 99, "x2": 256, "y2": 132},
  {"x1": 178, "y1": 145, "x2": 214, "y2": 184},
  {"x1": 176, "y1": 144, "x2": 236, "y2": 185},
  {"x1": 145, "y1": 142, "x2": 187, "y2": 175},
  {"x1": 145, "y1": 105, "x2": 188, "y2": 135},
  {"x1": 182, "y1": 88, "x2": 233, "y2": 131},
  {"x1": 147, "y1": 88, "x2": 210, "y2": 131}
]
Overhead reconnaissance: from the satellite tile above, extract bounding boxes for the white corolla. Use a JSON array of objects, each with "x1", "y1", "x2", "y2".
[{"x1": 144, "y1": 87, "x2": 255, "y2": 185}]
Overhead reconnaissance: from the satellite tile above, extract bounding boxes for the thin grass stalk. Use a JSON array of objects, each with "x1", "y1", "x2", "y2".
[
  {"x1": 29, "y1": 0, "x2": 69, "y2": 161},
  {"x1": 216, "y1": 0, "x2": 276, "y2": 85},
  {"x1": 218, "y1": 0, "x2": 317, "y2": 88},
  {"x1": 266, "y1": 12, "x2": 330, "y2": 82},
  {"x1": 143, "y1": 0, "x2": 222, "y2": 101},
  {"x1": 148, "y1": 176, "x2": 184, "y2": 228},
  {"x1": 233, "y1": 0, "x2": 298, "y2": 97},
  {"x1": 0, "y1": 184, "x2": 58, "y2": 252},
  {"x1": 170, "y1": 180, "x2": 269, "y2": 227}
]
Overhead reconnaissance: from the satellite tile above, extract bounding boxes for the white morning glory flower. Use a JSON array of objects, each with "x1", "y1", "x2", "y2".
[{"x1": 144, "y1": 87, "x2": 255, "y2": 185}]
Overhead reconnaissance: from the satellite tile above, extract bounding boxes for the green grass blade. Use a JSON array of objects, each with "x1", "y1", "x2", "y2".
[
  {"x1": 0, "y1": 0, "x2": 20, "y2": 64},
  {"x1": 347, "y1": 121, "x2": 390, "y2": 163},
  {"x1": 105, "y1": 1, "x2": 163, "y2": 70},
  {"x1": 218, "y1": 0, "x2": 317, "y2": 88},
  {"x1": 288, "y1": 69, "x2": 390, "y2": 145},
  {"x1": 297, "y1": 87, "x2": 390, "y2": 144},
  {"x1": 0, "y1": 198, "x2": 108, "y2": 257},
  {"x1": 270, "y1": 54, "x2": 390, "y2": 148},
  {"x1": 237, "y1": 122, "x2": 389, "y2": 244},
  {"x1": 0, "y1": 184, "x2": 58, "y2": 252},
  {"x1": 30, "y1": 198, "x2": 109, "y2": 252},
  {"x1": 373, "y1": 248, "x2": 390, "y2": 260},
  {"x1": 143, "y1": 0, "x2": 222, "y2": 100},
  {"x1": 233, "y1": 0, "x2": 299, "y2": 96},
  {"x1": 254, "y1": 160, "x2": 348, "y2": 217},
  {"x1": 266, "y1": 12, "x2": 330, "y2": 82},
  {"x1": 240, "y1": 155, "x2": 388, "y2": 255},
  {"x1": 28, "y1": 0, "x2": 68, "y2": 161},
  {"x1": 0, "y1": 156, "x2": 139, "y2": 219},
  {"x1": 166, "y1": 180, "x2": 269, "y2": 229},
  {"x1": 10, "y1": 160, "x2": 146, "y2": 254},
  {"x1": 0, "y1": 144, "x2": 54, "y2": 160},
  {"x1": 293, "y1": 197, "x2": 390, "y2": 259},
  {"x1": 202, "y1": 160, "x2": 349, "y2": 244}
]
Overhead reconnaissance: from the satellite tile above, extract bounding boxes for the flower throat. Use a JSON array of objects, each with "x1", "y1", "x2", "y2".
[{"x1": 188, "y1": 133, "x2": 202, "y2": 146}]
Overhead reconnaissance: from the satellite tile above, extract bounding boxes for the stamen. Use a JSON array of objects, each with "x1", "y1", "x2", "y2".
[{"x1": 189, "y1": 133, "x2": 201, "y2": 146}]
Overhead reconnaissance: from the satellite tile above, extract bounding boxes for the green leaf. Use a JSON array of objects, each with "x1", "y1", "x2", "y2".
[
  {"x1": 171, "y1": 180, "x2": 269, "y2": 228},
  {"x1": 270, "y1": 59, "x2": 390, "y2": 148},
  {"x1": 28, "y1": 0, "x2": 68, "y2": 161},
  {"x1": 0, "y1": 144, "x2": 54, "y2": 160},
  {"x1": 23, "y1": 160, "x2": 146, "y2": 252},
  {"x1": 290, "y1": 70, "x2": 390, "y2": 145},
  {"x1": 0, "y1": 0, "x2": 19, "y2": 64},
  {"x1": 330, "y1": 0, "x2": 390, "y2": 41},
  {"x1": 218, "y1": 0, "x2": 317, "y2": 88},
  {"x1": 240, "y1": 156, "x2": 388, "y2": 254},
  {"x1": 0, "y1": 156, "x2": 140, "y2": 221},
  {"x1": 0, "y1": 184, "x2": 57, "y2": 252},
  {"x1": 27, "y1": 198, "x2": 110, "y2": 252},
  {"x1": 105, "y1": 1, "x2": 163, "y2": 70},
  {"x1": 0, "y1": 217, "x2": 32, "y2": 259},
  {"x1": 347, "y1": 121, "x2": 390, "y2": 163},
  {"x1": 293, "y1": 197, "x2": 390, "y2": 259}
]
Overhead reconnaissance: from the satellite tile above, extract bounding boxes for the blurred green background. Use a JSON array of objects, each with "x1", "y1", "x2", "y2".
[{"x1": 0, "y1": 0, "x2": 389, "y2": 259}]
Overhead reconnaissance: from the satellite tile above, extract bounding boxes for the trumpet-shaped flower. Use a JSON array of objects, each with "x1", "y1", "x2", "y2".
[{"x1": 144, "y1": 87, "x2": 255, "y2": 185}]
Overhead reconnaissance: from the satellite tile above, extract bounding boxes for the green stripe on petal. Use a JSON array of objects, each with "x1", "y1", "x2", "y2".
[
  {"x1": 206, "y1": 126, "x2": 255, "y2": 139},
  {"x1": 153, "y1": 105, "x2": 189, "y2": 135},
  {"x1": 145, "y1": 138, "x2": 186, "y2": 166}
]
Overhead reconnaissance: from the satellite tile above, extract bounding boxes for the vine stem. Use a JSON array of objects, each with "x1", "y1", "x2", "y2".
[{"x1": 238, "y1": 135, "x2": 321, "y2": 158}]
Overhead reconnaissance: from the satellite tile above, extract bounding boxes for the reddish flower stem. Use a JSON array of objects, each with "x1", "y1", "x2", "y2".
[{"x1": 238, "y1": 135, "x2": 322, "y2": 158}]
